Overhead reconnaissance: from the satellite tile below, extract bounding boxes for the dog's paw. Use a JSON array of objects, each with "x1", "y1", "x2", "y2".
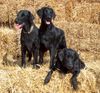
[
  {"x1": 44, "y1": 76, "x2": 50, "y2": 84},
  {"x1": 36, "y1": 64, "x2": 41, "y2": 69},
  {"x1": 71, "y1": 81, "x2": 78, "y2": 90},
  {"x1": 70, "y1": 78, "x2": 79, "y2": 90},
  {"x1": 72, "y1": 84, "x2": 78, "y2": 90},
  {"x1": 44, "y1": 71, "x2": 52, "y2": 84},
  {"x1": 21, "y1": 64, "x2": 26, "y2": 68},
  {"x1": 33, "y1": 64, "x2": 40, "y2": 69}
]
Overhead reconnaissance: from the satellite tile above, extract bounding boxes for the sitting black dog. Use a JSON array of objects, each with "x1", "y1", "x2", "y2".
[
  {"x1": 15, "y1": 10, "x2": 39, "y2": 68},
  {"x1": 44, "y1": 48, "x2": 85, "y2": 90},
  {"x1": 37, "y1": 7, "x2": 66, "y2": 71}
]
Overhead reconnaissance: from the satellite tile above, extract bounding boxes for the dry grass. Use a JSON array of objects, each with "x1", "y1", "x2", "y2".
[
  {"x1": 0, "y1": 0, "x2": 100, "y2": 25},
  {"x1": 0, "y1": 22, "x2": 100, "y2": 65},
  {"x1": 0, "y1": 0, "x2": 100, "y2": 92},
  {"x1": 0, "y1": 23, "x2": 100, "y2": 92},
  {"x1": 0, "y1": 27, "x2": 20, "y2": 65},
  {"x1": 0, "y1": 0, "x2": 66, "y2": 25},
  {"x1": 55, "y1": 21, "x2": 100, "y2": 62},
  {"x1": 0, "y1": 60, "x2": 100, "y2": 93},
  {"x1": 64, "y1": 1, "x2": 100, "y2": 24}
]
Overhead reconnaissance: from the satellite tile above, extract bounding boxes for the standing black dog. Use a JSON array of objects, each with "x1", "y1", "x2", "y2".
[
  {"x1": 37, "y1": 7, "x2": 66, "y2": 79},
  {"x1": 45, "y1": 48, "x2": 85, "y2": 90},
  {"x1": 15, "y1": 10, "x2": 39, "y2": 68}
]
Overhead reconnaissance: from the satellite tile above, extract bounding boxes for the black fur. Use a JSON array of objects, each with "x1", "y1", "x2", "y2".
[
  {"x1": 37, "y1": 7, "x2": 66, "y2": 70},
  {"x1": 44, "y1": 48, "x2": 85, "y2": 90},
  {"x1": 15, "y1": 10, "x2": 39, "y2": 68}
]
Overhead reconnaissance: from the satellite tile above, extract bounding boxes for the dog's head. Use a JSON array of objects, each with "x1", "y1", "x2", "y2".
[
  {"x1": 15, "y1": 10, "x2": 34, "y2": 29},
  {"x1": 37, "y1": 7, "x2": 56, "y2": 25},
  {"x1": 58, "y1": 48, "x2": 79, "y2": 69}
]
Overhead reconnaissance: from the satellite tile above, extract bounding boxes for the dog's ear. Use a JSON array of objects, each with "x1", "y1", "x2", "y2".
[
  {"x1": 52, "y1": 9, "x2": 56, "y2": 19},
  {"x1": 74, "y1": 52, "x2": 79, "y2": 61},
  {"x1": 74, "y1": 52, "x2": 85, "y2": 69},
  {"x1": 37, "y1": 8, "x2": 43, "y2": 18},
  {"x1": 79, "y1": 59, "x2": 85, "y2": 69},
  {"x1": 58, "y1": 50, "x2": 64, "y2": 61},
  {"x1": 29, "y1": 12, "x2": 34, "y2": 23}
]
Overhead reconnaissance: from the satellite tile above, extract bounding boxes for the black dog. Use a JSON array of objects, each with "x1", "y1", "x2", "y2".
[
  {"x1": 15, "y1": 10, "x2": 39, "y2": 68},
  {"x1": 37, "y1": 7, "x2": 66, "y2": 74},
  {"x1": 44, "y1": 48, "x2": 85, "y2": 90}
]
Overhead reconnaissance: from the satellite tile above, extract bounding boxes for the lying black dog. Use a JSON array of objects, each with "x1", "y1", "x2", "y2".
[
  {"x1": 44, "y1": 48, "x2": 85, "y2": 90},
  {"x1": 37, "y1": 7, "x2": 66, "y2": 71},
  {"x1": 15, "y1": 10, "x2": 39, "y2": 68}
]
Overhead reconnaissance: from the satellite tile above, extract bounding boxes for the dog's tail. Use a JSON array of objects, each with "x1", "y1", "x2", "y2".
[{"x1": 79, "y1": 59, "x2": 85, "y2": 69}]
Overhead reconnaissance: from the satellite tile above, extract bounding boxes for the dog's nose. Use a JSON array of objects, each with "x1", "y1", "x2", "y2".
[
  {"x1": 67, "y1": 65, "x2": 73, "y2": 69},
  {"x1": 46, "y1": 15, "x2": 51, "y2": 19},
  {"x1": 66, "y1": 61, "x2": 73, "y2": 69},
  {"x1": 48, "y1": 16, "x2": 51, "y2": 19}
]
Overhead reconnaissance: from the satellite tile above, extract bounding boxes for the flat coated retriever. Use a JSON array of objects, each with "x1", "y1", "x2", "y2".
[
  {"x1": 15, "y1": 10, "x2": 39, "y2": 68},
  {"x1": 37, "y1": 7, "x2": 66, "y2": 76},
  {"x1": 44, "y1": 48, "x2": 85, "y2": 90}
]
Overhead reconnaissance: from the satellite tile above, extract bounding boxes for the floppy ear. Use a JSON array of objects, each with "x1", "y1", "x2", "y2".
[
  {"x1": 58, "y1": 50, "x2": 64, "y2": 61},
  {"x1": 74, "y1": 52, "x2": 79, "y2": 61},
  {"x1": 29, "y1": 12, "x2": 34, "y2": 23},
  {"x1": 74, "y1": 52, "x2": 85, "y2": 69},
  {"x1": 37, "y1": 8, "x2": 43, "y2": 18},
  {"x1": 52, "y1": 9, "x2": 56, "y2": 19},
  {"x1": 79, "y1": 59, "x2": 85, "y2": 69}
]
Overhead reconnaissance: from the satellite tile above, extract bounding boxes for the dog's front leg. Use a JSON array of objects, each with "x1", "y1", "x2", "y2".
[
  {"x1": 39, "y1": 49, "x2": 45, "y2": 65},
  {"x1": 21, "y1": 46, "x2": 26, "y2": 68},
  {"x1": 70, "y1": 71, "x2": 80, "y2": 90},
  {"x1": 44, "y1": 47, "x2": 56, "y2": 84},
  {"x1": 49, "y1": 47, "x2": 56, "y2": 70},
  {"x1": 44, "y1": 69, "x2": 53, "y2": 84},
  {"x1": 33, "y1": 48, "x2": 40, "y2": 69}
]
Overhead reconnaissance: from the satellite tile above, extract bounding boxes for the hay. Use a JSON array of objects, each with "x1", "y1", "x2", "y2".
[
  {"x1": 0, "y1": 4, "x2": 8, "y2": 24},
  {"x1": 0, "y1": 27, "x2": 20, "y2": 65},
  {"x1": 53, "y1": 21, "x2": 100, "y2": 62},
  {"x1": 0, "y1": 0, "x2": 100, "y2": 92},
  {"x1": 65, "y1": 1, "x2": 100, "y2": 24},
  {"x1": 69, "y1": 2, "x2": 100, "y2": 24},
  {"x1": 0, "y1": 21, "x2": 100, "y2": 64},
  {"x1": 81, "y1": 0, "x2": 100, "y2": 3},
  {"x1": 65, "y1": 0, "x2": 74, "y2": 22},
  {"x1": 0, "y1": 61, "x2": 100, "y2": 93},
  {"x1": 0, "y1": 0, "x2": 66, "y2": 25},
  {"x1": 0, "y1": 0, "x2": 35, "y2": 26},
  {"x1": 0, "y1": 0, "x2": 100, "y2": 25}
]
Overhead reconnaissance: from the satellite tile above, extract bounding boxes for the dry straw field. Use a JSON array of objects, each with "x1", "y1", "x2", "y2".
[{"x1": 0, "y1": 0, "x2": 100, "y2": 93}]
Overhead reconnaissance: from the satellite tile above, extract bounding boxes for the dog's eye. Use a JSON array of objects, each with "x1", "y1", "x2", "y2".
[{"x1": 21, "y1": 13, "x2": 25, "y2": 17}]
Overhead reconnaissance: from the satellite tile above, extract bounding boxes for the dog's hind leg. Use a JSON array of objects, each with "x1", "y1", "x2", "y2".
[
  {"x1": 21, "y1": 46, "x2": 27, "y2": 68},
  {"x1": 27, "y1": 51, "x2": 32, "y2": 62}
]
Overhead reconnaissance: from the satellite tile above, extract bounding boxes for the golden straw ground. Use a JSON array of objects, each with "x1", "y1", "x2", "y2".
[
  {"x1": 0, "y1": 0, "x2": 100, "y2": 92},
  {"x1": 0, "y1": 22, "x2": 100, "y2": 93}
]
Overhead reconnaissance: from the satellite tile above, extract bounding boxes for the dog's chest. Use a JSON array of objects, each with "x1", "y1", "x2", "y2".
[
  {"x1": 40, "y1": 31, "x2": 54, "y2": 47},
  {"x1": 21, "y1": 33, "x2": 37, "y2": 49}
]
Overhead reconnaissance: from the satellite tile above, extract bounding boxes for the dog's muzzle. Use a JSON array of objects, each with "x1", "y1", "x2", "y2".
[{"x1": 14, "y1": 23, "x2": 25, "y2": 30}]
